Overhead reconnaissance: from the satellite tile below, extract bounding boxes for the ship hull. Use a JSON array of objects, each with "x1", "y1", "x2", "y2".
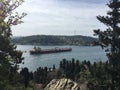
[{"x1": 30, "y1": 48, "x2": 72, "y2": 54}]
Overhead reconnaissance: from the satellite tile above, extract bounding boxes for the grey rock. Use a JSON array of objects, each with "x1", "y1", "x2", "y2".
[{"x1": 44, "y1": 78, "x2": 80, "y2": 90}]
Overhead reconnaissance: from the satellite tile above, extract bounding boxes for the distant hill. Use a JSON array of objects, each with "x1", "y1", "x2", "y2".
[{"x1": 11, "y1": 35, "x2": 97, "y2": 46}]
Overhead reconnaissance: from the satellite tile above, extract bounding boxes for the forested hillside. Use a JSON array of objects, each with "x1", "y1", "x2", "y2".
[{"x1": 12, "y1": 35, "x2": 97, "y2": 46}]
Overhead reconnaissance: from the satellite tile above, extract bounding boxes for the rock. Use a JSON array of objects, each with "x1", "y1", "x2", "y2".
[{"x1": 44, "y1": 78, "x2": 80, "y2": 90}]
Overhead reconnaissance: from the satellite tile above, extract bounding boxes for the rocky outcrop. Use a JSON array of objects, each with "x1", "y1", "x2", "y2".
[{"x1": 44, "y1": 78, "x2": 80, "y2": 90}]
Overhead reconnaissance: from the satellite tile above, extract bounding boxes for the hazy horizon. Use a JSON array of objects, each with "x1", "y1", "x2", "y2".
[{"x1": 12, "y1": 0, "x2": 108, "y2": 37}]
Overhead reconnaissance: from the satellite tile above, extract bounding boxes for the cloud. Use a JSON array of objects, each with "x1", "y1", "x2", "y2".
[
  {"x1": 12, "y1": 0, "x2": 108, "y2": 36},
  {"x1": 59, "y1": 0, "x2": 108, "y2": 4}
]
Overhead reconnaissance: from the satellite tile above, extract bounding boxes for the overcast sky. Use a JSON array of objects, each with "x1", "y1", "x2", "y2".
[{"x1": 12, "y1": 0, "x2": 108, "y2": 37}]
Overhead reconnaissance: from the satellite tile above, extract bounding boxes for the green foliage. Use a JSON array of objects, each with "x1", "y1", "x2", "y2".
[
  {"x1": 20, "y1": 67, "x2": 30, "y2": 88},
  {"x1": 11, "y1": 35, "x2": 97, "y2": 46},
  {"x1": 59, "y1": 59, "x2": 114, "y2": 89},
  {"x1": 34, "y1": 67, "x2": 48, "y2": 84},
  {"x1": 59, "y1": 59, "x2": 93, "y2": 81},
  {"x1": 0, "y1": 0, "x2": 27, "y2": 89},
  {"x1": 94, "y1": 0, "x2": 120, "y2": 89},
  {"x1": 32, "y1": 59, "x2": 119, "y2": 89}
]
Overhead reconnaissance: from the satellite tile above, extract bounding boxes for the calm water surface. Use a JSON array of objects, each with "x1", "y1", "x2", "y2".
[{"x1": 17, "y1": 45, "x2": 107, "y2": 71}]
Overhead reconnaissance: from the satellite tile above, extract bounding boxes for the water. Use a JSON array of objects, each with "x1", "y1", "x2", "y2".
[{"x1": 17, "y1": 45, "x2": 107, "y2": 71}]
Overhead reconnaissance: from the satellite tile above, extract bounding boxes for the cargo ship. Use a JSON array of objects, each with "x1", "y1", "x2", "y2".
[{"x1": 30, "y1": 47, "x2": 72, "y2": 54}]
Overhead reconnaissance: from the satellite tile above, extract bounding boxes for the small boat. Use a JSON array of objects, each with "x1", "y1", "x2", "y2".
[{"x1": 30, "y1": 47, "x2": 72, "y2": 54}]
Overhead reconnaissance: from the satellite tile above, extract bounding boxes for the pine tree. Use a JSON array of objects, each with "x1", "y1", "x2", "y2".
[
  {"x1": 94, "y1": 0, "x2": 120, "y2": 89},
  {"x1": 0, "y1": 0, "x2": 27, "y2": 88},
  {"x1": 20, "y1": 67, "x2": 30, "y2": 88}
]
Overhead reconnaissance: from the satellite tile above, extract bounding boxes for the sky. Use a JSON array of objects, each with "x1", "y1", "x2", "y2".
[{"x1": 12, "y1": 0, "x2": 108, "y2": 37}]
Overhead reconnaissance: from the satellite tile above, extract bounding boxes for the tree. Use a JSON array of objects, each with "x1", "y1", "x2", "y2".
[
  {"x1": 0, "y1": 0, "x2": 27, "y2": 88},
  {"x1": 94, "y1": 0, "x2": 120, "y2": 89},
  {"x1": 52, "y1": 64, "x2": 56, "y2": 70},
  {"x1": 20, "y1": 67, "x2": 30, "y2": 88}
]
